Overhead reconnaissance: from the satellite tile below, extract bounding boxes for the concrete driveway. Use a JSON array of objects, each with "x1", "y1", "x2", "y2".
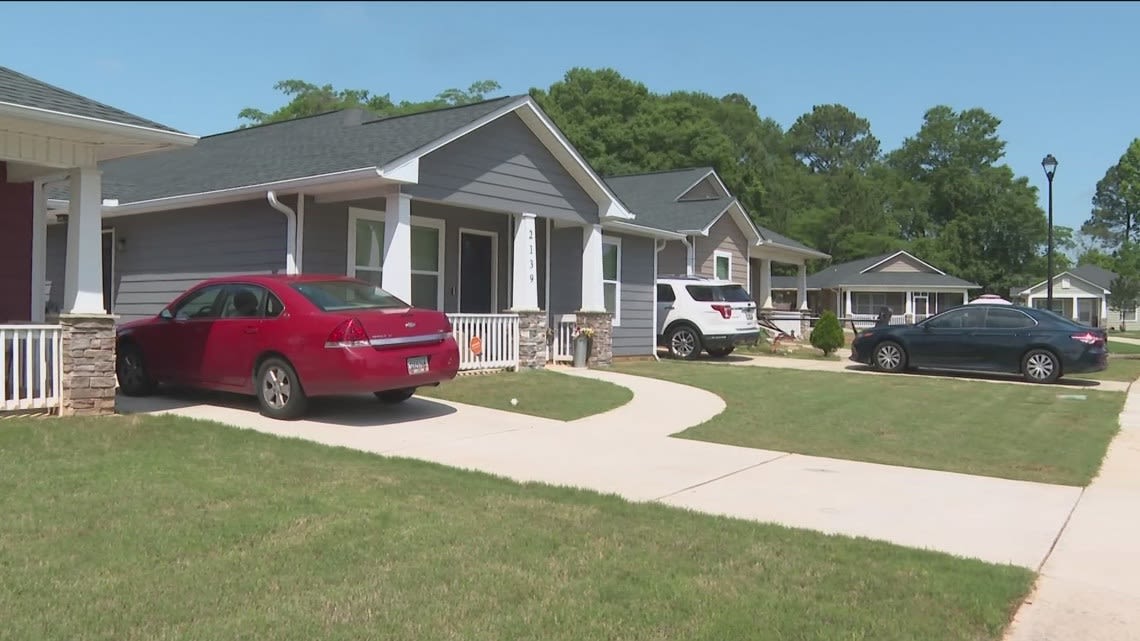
[{"x1": 118, "y1": 367, "x2": 1083, "y2": 570}]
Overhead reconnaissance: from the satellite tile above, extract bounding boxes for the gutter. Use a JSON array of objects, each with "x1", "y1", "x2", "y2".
[
  {"x1": 681, "y1": 236, "x2": 695, "y2": 276},
  {"x1": 0, "y1": 101, "x2": 199, "y2": 147},
  {"x1": 602, "y1": 219, "x2": 686, "y2": 240},
  {"x1": 266, "y1": 191, "x2": 298, "y2": 275}
]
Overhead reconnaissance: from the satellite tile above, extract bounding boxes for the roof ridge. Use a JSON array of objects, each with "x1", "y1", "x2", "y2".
[
  {"x1": 204, "y1": 108, "x2": 369, "y2": 138},
  {"x1": 603, "y1": 166, "x2": 714, "y2": 179},
  {"x1": 361, "y1": 94, "x2": 523, "y2": 126}
]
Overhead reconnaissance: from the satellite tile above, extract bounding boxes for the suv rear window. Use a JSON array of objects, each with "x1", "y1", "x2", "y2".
[
  {"x1": 292, "y1": 280, "x2": 408, "y2": 312},
  {"x1": 685, "y1": 284, "x2": 752, "y2": 303}
]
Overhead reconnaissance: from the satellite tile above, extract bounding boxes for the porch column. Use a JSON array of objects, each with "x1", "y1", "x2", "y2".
[
  {"x1": 905, "y1": 291, "x2": 914, "y2": 318},
  {"x1": 510, "y1": 213, "x2": 539, "y2": 311},
  {"x1": 382, "y1": 190, "x2": 412, "y2": 302},
  {"x1": 962, "y1": 289, "x2": 969, "y2": 305},
  {"x1": 30, "y1": 179, "x2": 47, "y2": 322},
  {"x1": 797, "y1": 263, "x2": 808, "y2": 311},
  {"x1": 63, "y1": 167, "x2": 104, "y2": 314},
  {"x1": 844, "y1": 289, "x2": 853, "y2": 317},
  {"x1": 758, "y1": 258, "x2": 773, "y2": 310},
  {"x1": 1072, "y1": 296, "x2": 1079, "y2": 321},
  {"x1": 581, "y1": 224, "x2": 605, "y2": 312}
]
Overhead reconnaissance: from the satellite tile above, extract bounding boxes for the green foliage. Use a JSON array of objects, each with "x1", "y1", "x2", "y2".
[
  {"x1": 787, "y1": 104, "x2": 881, "y2": 174},
  {"x1": 237, "y1": 79, "x2": 502, "y2": 127},
  {"x1": 809, "y1": 311, "x2": 845, "y2": 356},
  {"x1": 1082, "y1": 140, "x2": 1140, "y2": 249},
  {"x1": 1108, "y1": 275, "x2": 1140, "y2": 330}
]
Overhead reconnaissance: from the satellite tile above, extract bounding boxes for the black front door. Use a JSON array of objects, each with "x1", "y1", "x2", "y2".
[{"x1": 460, "y1": 233, "x2": 494, "y2": 313}]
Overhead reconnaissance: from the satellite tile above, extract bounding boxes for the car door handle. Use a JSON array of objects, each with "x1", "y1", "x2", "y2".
[
  {"x1": 244, "y1": 327, "x2": 259, "y2": 335},
  {"x1": 664, "y1": 306, "x2": 674, "y2": 310}
]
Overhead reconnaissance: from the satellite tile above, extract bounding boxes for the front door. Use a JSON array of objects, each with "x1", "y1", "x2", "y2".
[{"x1": 460, "y1": 232, "x2": 495, "y2": 313}]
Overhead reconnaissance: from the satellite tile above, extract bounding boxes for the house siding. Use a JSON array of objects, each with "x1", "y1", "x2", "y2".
[
  {"x1": 610, "y1": 232, "x2": 654, "y2": 357},
  {"x1": 873, "y1": 254, "x2": 928, "y2": 273},
  {"x1": 548, "y1": 226, "x2": 582, "y2": 316},
  {"x1": 48, "y1": 201, "x2": 289, "y2": 322},
  {"x1": 405, "y1": 112, "x2": 598, "y2": 225},
  {"x1": 0, "y1": 165, "x2": 33, "y2": 322},
  {"x1": 695, "y1": 214, "x2": 747, "y2": 285},
  {"x1": 678, "y1": 177, "x2": 720, "y2": 201},
  {"x1": 657, "y1": 240, "x2": 687, "y2": 276}
]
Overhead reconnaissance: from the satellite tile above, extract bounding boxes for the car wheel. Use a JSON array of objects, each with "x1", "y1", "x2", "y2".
[
  {"x1": 1022, "y1": 349, "x2": 1061, "y2": 384},
  {"x1": 667, "y1": 325, "x2": 703, "y2": 360},
  {"x1": 116, "y1": 343, "x2": 157, "y2": 397},
  {"x1": 375, "y1": 388, "x2": 415, "y2": 404},
  {"x1": 707, "y1": 346, "x2": 735, "y2": 358},
  {"x1": 256, "y1": 357, "x2": 308, "y2": 420},
  {"x1": 873, "y1": 341, "x2": 907, "y2": 373}
]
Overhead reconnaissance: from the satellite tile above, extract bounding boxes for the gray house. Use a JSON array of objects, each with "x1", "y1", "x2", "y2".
[{"x1": 43, "y1": 95, "x2": 678, "y2": 369}]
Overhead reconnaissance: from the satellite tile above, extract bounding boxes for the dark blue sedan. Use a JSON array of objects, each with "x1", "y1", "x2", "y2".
[{"x1": 850, "y1": 304, "x2": 1108, "y2": 384}]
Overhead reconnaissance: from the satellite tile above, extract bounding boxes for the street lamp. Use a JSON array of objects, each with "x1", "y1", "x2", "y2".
[{"x1": 1042, "y1": 154, "x2": 1058, "y2": 312}]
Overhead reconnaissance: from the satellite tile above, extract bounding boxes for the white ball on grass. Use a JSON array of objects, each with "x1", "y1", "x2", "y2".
[{"x1": 510, "y1": 398, "x2": 519, "y2": 406}]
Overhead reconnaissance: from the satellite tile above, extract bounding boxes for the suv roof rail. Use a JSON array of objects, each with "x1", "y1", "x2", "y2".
[{"x1": 657, "y1": 274, "x2": 708, "y2": 281}]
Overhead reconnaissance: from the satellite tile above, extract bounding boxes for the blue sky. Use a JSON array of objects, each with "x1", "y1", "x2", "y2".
[{"x1": 3, "y1": 1, "x2": 1135, "y2": 235}]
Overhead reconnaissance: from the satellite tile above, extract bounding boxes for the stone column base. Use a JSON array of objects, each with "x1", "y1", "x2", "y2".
[
  {"x1": 575, "y1": 311, "x2": 613, "y2": 367},
  {"x1": 60, "y1": 313, "x2": 117, "y2": 416},
  {"x1": 799, "y1": 310, "x2": 811, "y2": 340},
  {"x1": 515, "y1": 310, "x2": 548, "y2": 370}
]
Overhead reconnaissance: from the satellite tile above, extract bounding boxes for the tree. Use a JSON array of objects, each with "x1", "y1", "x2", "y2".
[
  {"x1": 238, "y1": 79, "x2": 502, "y2": 127},
  {"x1": 786, "y1": 104, "x2": 881, "y2": 174},
  {"x1": 810, "y1": 310, "x2": 845, "y2": 356},
  {"x1": 1108, "y1": 275, "x2": 1140, "y2": 331},
  {"x1": 1082, "y1": 140, "x2": 1140, "y2": 249}
]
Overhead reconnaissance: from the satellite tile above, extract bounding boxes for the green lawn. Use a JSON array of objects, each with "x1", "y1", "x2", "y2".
[
  {"x1": 418, "y1": 369, "x2": 632, "y2": 420},
  {"x1": 1110, "y1": 330, "x2": 1140, "y2": 339},
  {"x1": 0, "y1": 416, "x2": 1033, "y2": 641},
  {"x1": 615, "y1": 362, "x2": 1123, "y2": 486},
  {"x1": 1108, "y1": 340, "x2": 1140, "y2": 355},
  {"x1": 738, "y1": 344, "x2": 842, "y2": 361},
  {"x1": 1073, "y1": 355, "x2": 1140, "y2": 382}
]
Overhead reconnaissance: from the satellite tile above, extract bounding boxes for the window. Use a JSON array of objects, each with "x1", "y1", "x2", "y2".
[
  {"x1": 348, "y1": 208, "x2": 444, "y2": 310},
  {"x1": 292, "y1": 280, "x2": 408, "y2": 312},
  {"x1": 170, "y1": 285, "x2": 226, "y2": 320},
  {"x1": 657, "y1": 284, "x2": 676, "y2": 303},
  {"x1": 685, "y1": 284, "x2": 752, "y2": 302},
  {"x1": 221, "y1": 285, "x2": 268, "y2": 318},
  {"x1": 985, "y1": 308, "x2": 1036, "y2": 329},
  {"x1": 265, "y1": 292, "x2": 285, "y2": 318},
  {"x1": 925, "y1": 307, "x2": 986, "y2": 329},
  {"x1": 853, "y1": 292, "x2": 889, "y2": 315},
  {"x1": 603, "y1": 236, "x2": 621, "y2": 325},
  {"x1": 713, "y1": 251, "x2": 732, "y2": 281}
]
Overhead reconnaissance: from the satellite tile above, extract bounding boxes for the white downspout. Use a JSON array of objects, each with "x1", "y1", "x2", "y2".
[
  {"x1": 266, "y1": 191, "x2": 298, "y2": 275},
  {"x1": 680, "y1": 236, "x2": 695, "y2": 276},
  {"x1": 295, "y1": 191, "x2": 305, "y2": 273}
]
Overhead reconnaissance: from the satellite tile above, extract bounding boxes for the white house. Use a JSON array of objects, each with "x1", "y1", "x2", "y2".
[{"x1": 1014, "y1": 264, "x2": 1115, "y2": 327}]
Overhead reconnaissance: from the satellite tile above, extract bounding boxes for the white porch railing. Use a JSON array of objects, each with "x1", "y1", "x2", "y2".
[
  {"x1": 551, "y1": 314, "x2": 577, "y2": 363},
  {"x1": 448, "y1": 313, "x2": 519, "y2": 372},
  {"x1": 847, "y1": 313, "x2": 913, "y2": 330},
  {"x1": 1, "y1": 325, "x2": 62, "y2": 412}
]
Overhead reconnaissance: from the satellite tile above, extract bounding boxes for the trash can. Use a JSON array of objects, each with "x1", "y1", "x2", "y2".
[{"x1": 573, "y1": 335, "x2": 590, "y2": 368}]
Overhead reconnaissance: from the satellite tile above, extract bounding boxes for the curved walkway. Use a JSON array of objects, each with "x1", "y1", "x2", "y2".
[{"x1": 119, "y1": 367, "x2": 1081, "y2": 569}]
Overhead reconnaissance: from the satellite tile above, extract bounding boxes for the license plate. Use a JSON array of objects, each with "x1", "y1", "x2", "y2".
[
  {"x1": 745, "y1": 309, "x2": 754, "y2": 320},
  {"x1": 407, "y1": 356, "x2": 429, "y2": 375}
]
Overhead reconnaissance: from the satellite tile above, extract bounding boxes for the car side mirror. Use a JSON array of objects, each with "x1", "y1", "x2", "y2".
[{"x1": 159, "y1": 309, "x2": 173, "y2": 321}]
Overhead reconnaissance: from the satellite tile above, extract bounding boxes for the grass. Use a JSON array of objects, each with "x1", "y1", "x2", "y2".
[
  {"x1": 1110, "y1": 330, "x2": 1140, "y2": 339},
  {"x1": 1109, "y1": 340, "x2": 1140, "y2": 355},
  {"x1": 738, "y1": 344, "x2": 842, "y2": 361},
  {"x1": 614, "y1": 361, "x2": 1123, "y2": 486},
  {"x1": 0, "y1": 415, "x2": 1033, "y2": 641},
  {"x1": 418, "y1": 369, "x2": 632, "y2": 420},
  {"x1": 1074, "y1": 355, "x2": 1140, "y2": 382}
]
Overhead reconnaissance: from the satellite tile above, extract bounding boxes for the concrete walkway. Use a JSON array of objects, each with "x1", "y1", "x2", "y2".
[
  {"x1": 1110, "y1": 335, "x2": 1140, "y2": 346},
  {"x1": 1004, "y1": 385, "x2": 1140, "y2": 640},
  {"x1": 119, "y1": 368, "x2": 1081, "y2": 570},
  {"x1": 720, "y1": 349, "x2": 1132, "y2": 393}
]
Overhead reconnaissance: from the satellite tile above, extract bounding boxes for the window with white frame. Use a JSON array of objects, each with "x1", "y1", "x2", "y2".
[
  {"x1": 852, "y1": 292, "x2": 888, "y2": 315},
  {"x1": 348, "y1": 209, "x2": 444, "y2": 310},
  {"x1": 602, "y1": 236, "x2": 621, "y2": 326},
  {"x1": 713, "y1": 250, "x2": 732, "y2": 281}
]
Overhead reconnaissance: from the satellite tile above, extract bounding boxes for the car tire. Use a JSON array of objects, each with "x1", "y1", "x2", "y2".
[
  {"x1": 706, "y1": 346, "x2": 735, "y2": 358},
  {"x1": 256, "y1": 357, "x2": 308, "y2": 420},
  {"x1": 1022, "y1": 349, "x2": 1061, "y2": 384},
  {"x1": 667, "y1": 324, "x2": 703, "y2": 360},
  {"x1": 872, "y1": 341, "x2": 907, "y2": 373},
  {"x1": 375, "y1": 388, "x2": 415, "y2": 404},
  {"x1": 116, "y1": 342, "x2": 157, "y2": 397}
]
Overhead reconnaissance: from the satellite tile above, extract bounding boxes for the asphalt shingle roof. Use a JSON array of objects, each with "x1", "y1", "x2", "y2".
[
  {"x1": 0, "y1": 66, "x2": 185, "y2": 134},
  {"x1": 773, "y1": 252, "x2": 979, "y2": 289},
  {"x1": 1070, "y1": 264, "x2": 1117, "y2": 290},
  {"x1": 51, "y1": 95, "x2": 522, "y2": 203},
  {"x1": 602, "y1": 168, "x2": 823, "y2": 254}
]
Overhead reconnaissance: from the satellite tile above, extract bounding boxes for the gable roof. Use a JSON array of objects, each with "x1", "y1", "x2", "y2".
[
  {"x1": 602, "y1": 167, "x2": 828, "y2": 258},
  {"x1": 795, "y1": 252, "x2": 980, "y2": 289},
  {"x1": 0, "y1": 65, "x2": 186, "y2": 134},
  {"x1": 1018, "y1": 264, "x2": 1118, "y2": 296}
]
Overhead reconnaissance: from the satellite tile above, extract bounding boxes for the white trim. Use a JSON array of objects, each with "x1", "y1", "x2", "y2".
[
  {"x1": 101, "y1": 228, "x2": 115, "y2": 314},
  {"x1": 1019, "y1": 271, "x2": 1111, "y2": 296},
  {"x1": 674, "y1": 169, "x2": 729, "y2": 202},
  {"x1": 295, "y1": 191, "x2": 305, "y2": 272},
  {"x1": 603, "y1": 235, "x2": 622, "y2": 326},
  {"x1": 30, "y1": 179, "x2": 46, "y2": 321},
  {"x1": 458, "y1": 228, "x2": 500, "y2": 313},
  {"x1": 545, "y1": 217, "x2": 552, "y2": 316},
  {"x1": 745, "y1": 244, "x2": 751, "y2": 293},
  {"x1": 836, "y1": 284, "x2": 982, "y2": 292},
  {"x1": 347, "y1": 207, "x2": 446, "y2": 310},
  {"x1": 652, "y1": 237, "x2": 660, "y2": 358},
  {"x1": 601, "y1": 219, "x2": 685, "y2": 240},
  {"x1": 0, "y1": 100, "x2": 199, "y2": 147},
  {"x1": 860, "y1": 250, "x2": 946, "y2": 275},
  {"x1": 713, "y1": 250, "x2": 732, "y2": 281}
]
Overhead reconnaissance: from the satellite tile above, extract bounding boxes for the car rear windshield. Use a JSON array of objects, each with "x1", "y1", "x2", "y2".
[
  {"x1": 685, "y1": 284, "x2": 753, "y2": 303},
  {"x1": 291, "y1": 281, "x2": 408, "y2": 312}
]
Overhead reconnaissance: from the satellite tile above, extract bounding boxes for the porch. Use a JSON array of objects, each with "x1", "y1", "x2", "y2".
[{"x1": 833, "y1": 289, "x2": 971, "y2": 329}]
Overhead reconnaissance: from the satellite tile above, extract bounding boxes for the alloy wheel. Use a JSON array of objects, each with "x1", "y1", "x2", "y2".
[
  {"x1": 671, "y1": 329, "x2": 697, "y2": 358},
  {"x1": 121, "y1": 353, "x2": 144, "y2": 388},
  {"x1": 876, "y1": 344, "x2": 902, "y2": 370},
  {"x1": 262, "y1": 365, "x2": 292, "y2": 409},
  {"x1": 1025, "y1": 353, "x2": 1055, "y2": 381}
]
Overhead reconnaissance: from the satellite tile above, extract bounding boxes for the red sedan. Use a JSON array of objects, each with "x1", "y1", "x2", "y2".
[{"x1": 115, "y1": 274, "x2": 461, "y2": 420}]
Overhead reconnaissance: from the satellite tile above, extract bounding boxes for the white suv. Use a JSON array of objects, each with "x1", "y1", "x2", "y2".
[{"x1": 656, "y1": 276, "x2": 760, "y2": 359}]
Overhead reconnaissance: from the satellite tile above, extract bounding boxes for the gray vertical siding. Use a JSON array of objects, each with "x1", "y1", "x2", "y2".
[
  {"x1": 405, "y1": 113, "x2": 598, "y2": 225},
  {"x1": 548, "y1": 225, "x2": 582, "y2": 316},
  {"x1": 611, "y1": 232, "x2": 654, "y2": 357}
]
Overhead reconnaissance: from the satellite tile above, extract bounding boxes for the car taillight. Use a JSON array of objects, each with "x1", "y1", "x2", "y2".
[
  {"x1": 325, "y1": 318, "x2": 370, "y2": 348},
  {"x1": 1071, "y1": 332, "x2": 1104, "y2": 346},
  {"x1": 711, "y1": 304, "x2": 733, "y2": 319}
]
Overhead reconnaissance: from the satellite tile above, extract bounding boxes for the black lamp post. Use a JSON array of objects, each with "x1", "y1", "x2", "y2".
[{"x1": 1042, "y1": 154, "x2": 1058, "y2": 312}]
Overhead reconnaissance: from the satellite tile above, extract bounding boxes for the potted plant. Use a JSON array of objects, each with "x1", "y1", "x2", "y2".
[{"x1": 571, "y1": 325, "x2": 595, "y2": 367}]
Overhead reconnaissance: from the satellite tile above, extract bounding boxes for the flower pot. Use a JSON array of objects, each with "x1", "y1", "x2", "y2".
[{"x1": 573, "y1": 335, "x2": 590, "y2": 368}]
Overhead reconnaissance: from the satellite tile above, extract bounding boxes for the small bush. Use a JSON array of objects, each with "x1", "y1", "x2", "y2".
[{"x1": 810, "y1": 311, "x2": 845, "y2": 356}]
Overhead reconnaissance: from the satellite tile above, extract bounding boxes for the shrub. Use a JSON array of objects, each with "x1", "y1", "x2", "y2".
[{"x1": 810, "y1": 310, "x2": 845, "y2": 356}]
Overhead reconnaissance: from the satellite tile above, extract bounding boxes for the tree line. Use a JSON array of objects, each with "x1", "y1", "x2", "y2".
[{"x1": 240, "y1": 68, "x2": 1077, "y2": 296}]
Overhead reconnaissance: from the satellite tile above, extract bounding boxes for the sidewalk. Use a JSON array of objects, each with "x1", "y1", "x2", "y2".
[{"x1": 1003, "y1": 384, "x2": 1140, "y2": 640}]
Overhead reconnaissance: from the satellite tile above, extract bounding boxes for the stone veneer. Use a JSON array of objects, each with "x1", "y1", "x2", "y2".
[
  {"x1": 575, "y1": 311, "x2": 613, "y2": 367},
  {"x1": 516, "y1": 310, "x2": 548, "y2": 369},
  {"x1": 59, "y1": 314, "x2": 117, "y2": 416},
  {"x1": 799, "y1": 311, "x2": 811, "y2": 340}
]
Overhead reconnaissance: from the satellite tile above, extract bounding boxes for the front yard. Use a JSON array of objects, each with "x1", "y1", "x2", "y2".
[
  {"x1": 615, "y1": 362, "x2": 1123, "y2": 486},
  {"x1": 418, "y1": 369, "x2": 631, "y2": 420},
  {"x1": 0, "y1": 416, "x2": 1032, "y2": 641}
]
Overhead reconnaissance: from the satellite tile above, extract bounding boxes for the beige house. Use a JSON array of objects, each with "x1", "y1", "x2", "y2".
[{"x1": 1013, "y1": 265, "x2": 1115, "y2": 328}]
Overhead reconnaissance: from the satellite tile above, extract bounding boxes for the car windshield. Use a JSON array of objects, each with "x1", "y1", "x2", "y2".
[
  {"x1": 685, "y1": 284, "x2": 753, "y2": 303},
  {"x1": 291, "y1": 280, "x2": 408, "y2": 312}
]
